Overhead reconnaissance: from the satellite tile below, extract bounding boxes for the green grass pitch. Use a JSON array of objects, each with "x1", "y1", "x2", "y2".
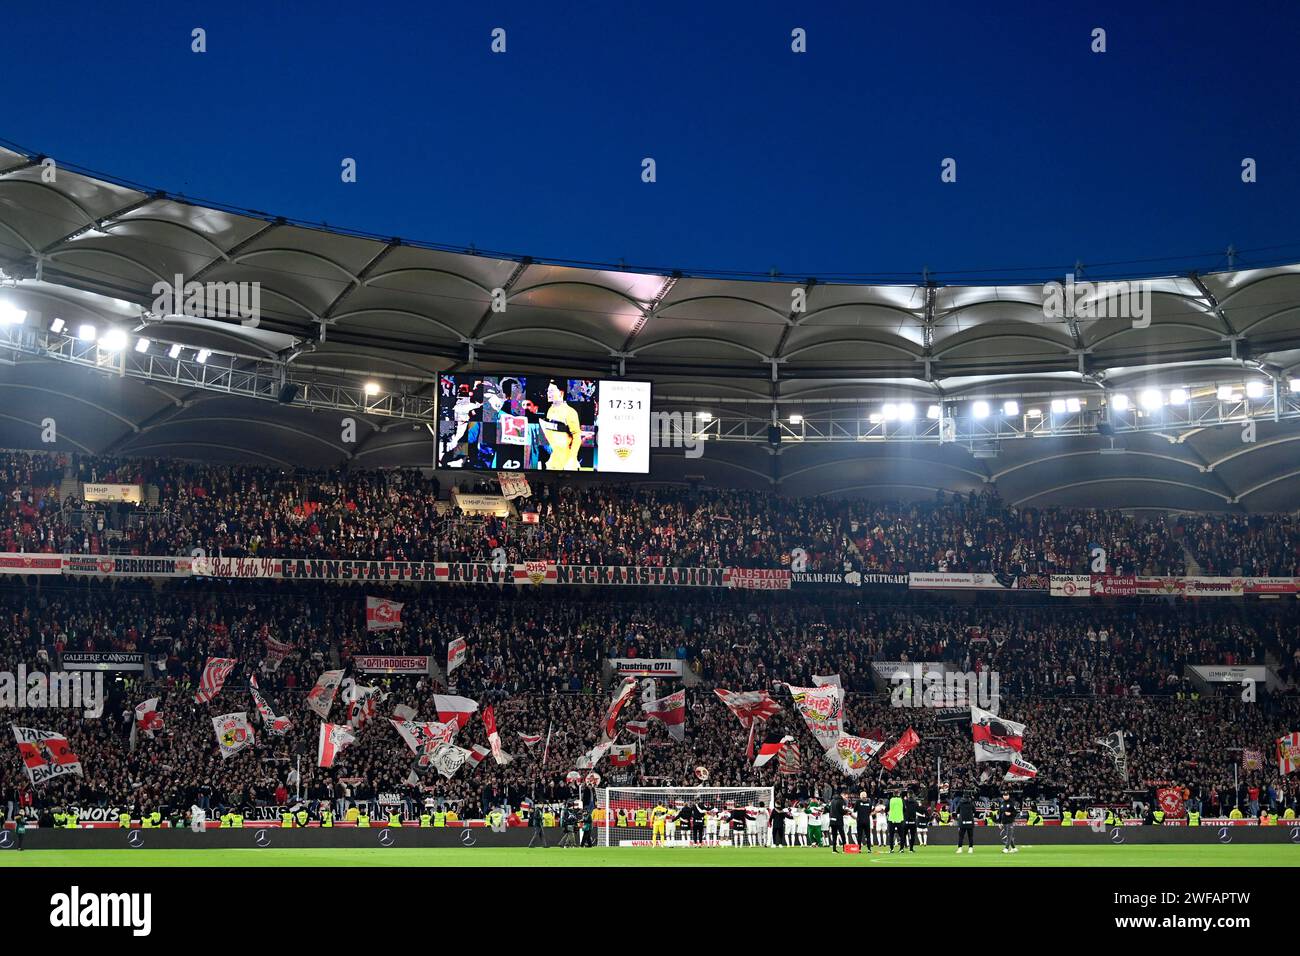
[{"x1": 1, "y1": 845, "x2": 1295, "y2": 867}]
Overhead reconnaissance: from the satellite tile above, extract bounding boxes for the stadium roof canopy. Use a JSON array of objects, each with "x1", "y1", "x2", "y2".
[{"x1": 3, "y1": 143, "x2": 1300, "y2": 511}]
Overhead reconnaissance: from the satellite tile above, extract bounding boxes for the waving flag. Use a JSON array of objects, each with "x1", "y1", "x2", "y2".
[
  {"x1": 812, "y1": 674, "x2": 841, "y2": 689},
  {"x1": 391, "y1": 717, "x2": 457, "y2": 754},
  {"x1": 305, "y1": 669, "x2": 345, "y2": 718},
  {"x1": 714, "y1": 688, "x2": 782, "y2": 728},
  {"x1": 365, "y1": 596, "x2": 404, "y2": 631},
  {"x1": 786, "y1": 683, "x2": 843, "y2": 751},
  {"x1": 517, "y1": 731, "x2": 542, "y2": 747},
  {"x1": 1278, "y1": 732, "x2": 1300, "y2": 774},
  {"x1": 194, "y1": 657, "x2": 237, "y2": 704},
  {"x1": 498, "y1": 471, "x2": 532, "y2": 499},
  {"x1": 879, "y1": 727, "x2": 921, "y2": 771},
  {"x1": 343, "y1": 680, "x2": 385, "y2": 729},
  {"x1": 263, "y1": 634, "x2": 294, "y2": 670},
  {"x1": 642, "y1": 689, "x2": 686, "y2": 742},
  {"x1": 212, "y1": 712, "x2": 254, "y2": 759},
  {"x1": 12, "y1": 726, "x2": 83, "y2": 785},
  {"x1": 971, "y1": 705, "x2": 1025, "y2": 762},
  {"x1": 824, "y1": 734, "x2": 883, "y2": 777},
  {"x1": 249, "y1": 675, "x2": 291, "y2": 735},
  {"x1": 433, "y1": 694, "x2": 480, "y2": 729},
  {"x1": 754, "y1": 734, "x2": 795, "y2": 768},
  {"x1": 447, "y1": 637, "x2": 468, "y2": 675},
  {"x1": 609, "y1": 743, "x2": 638, "y2": 767},
  {"x1": 1242, "y1": 748, "x2": 1263, "y2": 771},
  {"x1": 483, "y1": 705, "x2": 512, "y2": 765},
  {"x1": 317, "y1": 723, "x2": 357, "y2": 768},
  {"x1": 1096, "y1": 730, "x2": 1128, "y2": 776},
  {"x1": 779, "y1": 740, "x2": 802, "y2": 775},
  {"x1": 462, "y1": 744, "x2": 492, "y2": 773},
  {"x1": 1004, "y1": 755, "x2": 1038, "y2": 782},
  {"x1": 130, "y1": 698, "x2": 163, "y2": 751},
  {"x1": 577, "y1": 740, "x2": 613, "y2": 769},
  {"x1": 600, "y1": 677, "x2": 638, "y2": 743}
]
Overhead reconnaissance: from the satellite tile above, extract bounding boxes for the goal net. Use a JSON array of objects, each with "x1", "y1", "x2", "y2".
[{"x1": 600, "y1": 786, "x2": 775, "y2": 847}]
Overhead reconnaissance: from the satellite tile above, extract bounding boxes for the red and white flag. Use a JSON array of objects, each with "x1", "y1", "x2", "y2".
[
  {"x1": 498, "y1": 471, "x2": 532, "y2": 500},
  {"x1": 517, "y1": 731, "x2": 542, "y2": 747},
  {"x1": 263, "y1": 634, "x2": 294, "y2": 669},
  {"x1": 365, "y1": 596, "x2": 404, "y2": 632},
  {"x1": 1278, "y1": 732, "x2": 1300, "y2": 774},
  {"x1": 483, "y1": 705, "x2": 512, "y2": 765},
  {"x1": 130, "y1": 698, "x2": 163, "y2": 750},
  {"x1": 609, "y1": 743, "x2": 638, "y2": 767},
  {"x1": 433, "y1": 694, "x2": 479, "y2": 729},
  {"x1": 754, "y1": 734, "x2": 795, "y2": 768},
  {"x1": 824, "y1": 734, "x2": 883, "y2": 777},
  {"x1": 1004, "y1": 755, "x2": 1038, "y2": 782},
  {"x1": 391, "y1": 717, "x2": 457, "y2": 754},
  {"x1": 305, "y1": 669, "x2": 344, "y2": 719},
  {"x1": 465, "y1": 743, "x2": 492, "y2": 771},
  {"x1": 642, "y1": 688, "x2": 687, "y2": 742},
  {"x1": 318, "y1": 722, "x2": 357, "y2": 768},
  {"x1": 714, "y1": 688, "x2": 782, "y2": 728},
  {"x1": 624, "y1": 719, "x2": 649, "y2": 738},
  {"x1": 779, "y1": 740, "x2": 802, "y2": 775},
  {"x1": 577, "y1": 740, "x2": 613, "y2": 769},
  {"x1": 879, "y1": 727, "x2": 921, "y2": 771},
  {"x1": 600, "y1": 677, "x2": 638, "y2": 743},
  {"x1": 971, "y1": 705, "x2": 1025, "y2": 762},
  {"x1": 343, "y1": 680, "x2": 385, "y2": 729},
  {"x1": 541, "y1": 722, "x2": 552, "y2": 767},
  {"x1": 812, "y1": 674, "x2": 841, "y2": 689},
  {"x1": 249, "y1": 675, "x2": 291, "y2": 735},
  {"x1": 212, "y1": 712, "x2": 254, "y2": 759},
  {"x1": 194, "y1": 657, "x2": 237, "y2": 703},
  {"x1": 12, "y1": 726, "x2": 82, "y2": 785},
  {"x1": 785, "y1": 683, "x2": 843, "y2": 751},
  {"x1": 447, "y1": 637, "x2": 468, "y2": 675}
]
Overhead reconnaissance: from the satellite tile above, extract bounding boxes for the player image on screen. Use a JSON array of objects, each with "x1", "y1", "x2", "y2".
[{"x1": 436, "y1": 373, "x2": 649, "y2": 473}]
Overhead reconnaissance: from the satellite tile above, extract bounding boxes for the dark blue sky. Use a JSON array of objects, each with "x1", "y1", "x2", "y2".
[{"x1": 4, "y1": 0, "x2": 1299, "y2": 280}]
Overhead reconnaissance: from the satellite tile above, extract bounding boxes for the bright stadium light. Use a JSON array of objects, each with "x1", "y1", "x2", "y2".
[
  {"x1": 49, "y1": 317, "x2": 65, "y2": 333},
  {"x1": 898, "y1": 402, "x2": 916, "y2": 421},
  {"x1": 1065, "y1": 397, "x2": 1081, "y2": 413},
  {"x1": 1003, "y1": 400, "x2": 1019, "y2": 416},
  {"x1": 1245, "y1": 380, "x2": 1266, "y2": 399},
  {"x1": 1217, "y1": 385, "x2": 1235, "y2": 401},
  {"x1": 697, "y1": 411, "x2": 712, "y2": 421},
  {"x1": 99, "y1": 328, "x2": 128, "y2": 350},
  {"x1": 926, "y1": 404, "x2": 941, "y2": 420},
  {"x1": 363, "y1": 381, "x2": 381, "y2": 396},
  {"x1": 1051, "y1": 398, "x2": 1066, "y2": 414},
  {"x1": 168, "y1": 343, "x2": 183, "y2": 359},
  {"x1": 1169, "y1": 387, "x2": 1188, "y2": 405},
  {"x1": 973, "y1": 400, "x2": 990, "y2": 419},
  {"x1": 135, "y1": 337, "x2": 151, "y2": 353},
  {"x1": 0, "y1": 302, "x2": 27, "y2": 325},
  {"x1": 788, "y1": 414, "x2": 802, "y2": 425},
  {"x1": 1139, "y1": 389, "x2": 1163, "y2": 410},
  {"x1": 1026, "y1": 408, "x2": 1042, "y2": 419},
  {"x1": 868, "y1": 412, "x2": 883, "y2": 424},
  {"x1": 1111, "y1": 394, "x2": 1130, "y2": 412},
  {"x1": 77, "y1": 323, "x2": 97, "y2": 342},
  {"x1": 882, "y1": 403, "x2": 898, "y2": 421},
  {"x1": 196, "y1": 349, "x2": 211, "y2": 364},
  {"x1": 1291, "y1": 379, "x2": 1300, "y2": 393}
]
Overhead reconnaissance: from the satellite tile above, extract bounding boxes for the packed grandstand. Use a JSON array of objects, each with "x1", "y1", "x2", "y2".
[{"x1": 2, "y1": 449, "x2": 1298, "y2": 831}]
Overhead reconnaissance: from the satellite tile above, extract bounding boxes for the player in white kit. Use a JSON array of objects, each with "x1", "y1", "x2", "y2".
[
  {"x1": 704, "y1": 806, "x2": 719, "y2": 846},
  {"x1": 752, "y1": 802, "x2": 771, "y2": 847},
  {"x1": 793, "y1": 803, "x2": 808, "y2": 846},
  {"x1": 872, "y1": 800, "x2": 888, "y2": 851},
  {"x1": 664, "y1": 805, "x2": 677, "y2": 845}
]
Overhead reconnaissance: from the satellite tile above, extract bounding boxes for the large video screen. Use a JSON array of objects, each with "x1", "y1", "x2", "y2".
[{"x1": 435, "y1": 374, "x2": 652, "y2": 473}]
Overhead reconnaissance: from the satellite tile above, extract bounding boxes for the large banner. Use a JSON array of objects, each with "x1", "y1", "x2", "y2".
[
  {"x1": 1056, "y1": 574, "x2": 1296, "y2": 598},
  {"x1": 63, "y1": 555, "x2": 192, "y2": 577},
  {"x1": 192, "y1": 556, "x2": 279, "y2": 578},
  {"x1": 452, "y1": 492, "x2": 512, "y2": 517},
  {"x1": 786, "y1": 684, "x2": 843, "y2": 750},
  {"x1": 728, "y1": 568, "x2": 791, "y2": 590},
  {"x1": 60, "y1": 652, "x2": 145, "y2": 672},
  {"x1": 351, "y1": 656, "x2": 429, "y2": 675},
  {"x1": 0, "y1": 552, "x2": 63, "y2": 575},
  {"x1": 791, "y1": 570, "x2": 908, "y2": 588},
  {"x1": 81, "y1": 483, "x2": 142, "y2": 504},
  {"x1": 1186, "y1": 665, "x2": 1268, "y2": 684},
  {"x1": 608, "y1": 658, "x2": 685, "y2": 678}
]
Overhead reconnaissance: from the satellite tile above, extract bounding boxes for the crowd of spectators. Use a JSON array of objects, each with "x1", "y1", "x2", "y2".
[
  {"x1": 6, "y1": 449, "x2": 1300, "y2": 574},
  {"x1": 1, "y1": 579, "x2": 1297, "y2": 821}
]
